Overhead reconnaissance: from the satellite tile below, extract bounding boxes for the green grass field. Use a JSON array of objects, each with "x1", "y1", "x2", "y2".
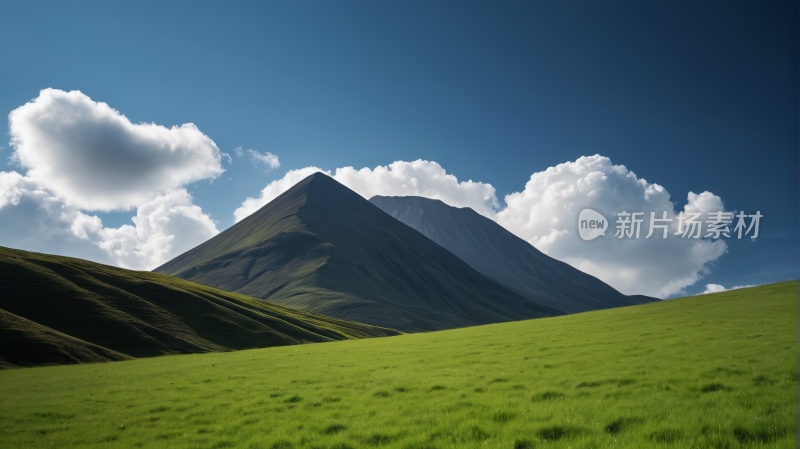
[{"x1": 0, "y1": 281, "x2": 795, "y2": 448}]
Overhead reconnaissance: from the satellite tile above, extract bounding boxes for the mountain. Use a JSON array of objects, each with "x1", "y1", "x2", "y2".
[
  {"x1": 155, "y1": 173, "x2": 562, "y2": 332},
  {"x1": 0, "y1": 245, "x2": 399, "y2": 368},
  {"x1": 369, "y1": 195, "x2": 656, "y2": 313}
]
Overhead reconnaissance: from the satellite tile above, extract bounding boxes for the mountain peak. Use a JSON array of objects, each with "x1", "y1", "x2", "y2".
[
  {"x1": 303, "y1": 171, "x2": 336, "y2": 185},
  {"x1": 155, "y1": 177, "x2": 561, "y2": 332}
]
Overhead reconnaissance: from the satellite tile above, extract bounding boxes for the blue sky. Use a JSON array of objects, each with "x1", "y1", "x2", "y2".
[{"x1": 0, "y1": 1, "x2": 797, "y2": 298}]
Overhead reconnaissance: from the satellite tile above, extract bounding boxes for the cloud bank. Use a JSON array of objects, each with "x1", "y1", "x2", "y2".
[
  {"x1": 233, "y1": 160, "x2": 498, "y2": 222},
  {"x1": 2, "y1": 89, "x2": 732, "y2": 295},
  {"x1": 1, "y1": 89, "x2": 224, "y2": 269},
  {"x1": 93, "y1": 190, "x2": 219, "y2": 269},
  {"x1": 9, "y1": 88, "x2": 225, "y2": 211},
  {"x1": 492, "y1": 156, "x2": 729, "y2": 298},
  {"x1": 236, "y1": 156, "x2": 730, "y2": 298}
]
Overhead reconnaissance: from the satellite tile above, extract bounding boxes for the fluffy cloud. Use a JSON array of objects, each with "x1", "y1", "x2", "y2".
[
  {"x1": 0, "y1": 171, "x2": 81, "y2": 245},
  {"x1": 9, "y1": 88, "x2": 225, "y2": 211},
  {"x1": 333, "y1": 161, "x2": 499, "y2": 215},
  {"x1": 494, "y1": 155, "x2": 729, "y2": 298},
  {"x1": 246, "y1": 149, "x2": 280, "y2": 169},
  {"x1": 1, "y1": 89, "x2": 225, "y2": 270},
  {"x1": 233, "y1": 160, "x2": 498, "y2": 222},
  {"x1": 702, "y1": 284, "x2": 726, "y2": 294},
  {"x1": 236, "y1": 156, "x2": 731, "y2": 298},
  {"x1": 0, "y1": 171, "x2": 112, "y2": 263},
  {"x1": 94, "y1": 190, "x2": 219, "y2": 269},
  {"x1": 0, "y1": 172, "x2": 219, "y2": 270}
]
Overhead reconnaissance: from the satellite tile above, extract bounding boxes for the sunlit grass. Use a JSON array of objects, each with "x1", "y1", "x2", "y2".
[{"x1": 0, "y1": 281, "x2": 795, "y2": 448}]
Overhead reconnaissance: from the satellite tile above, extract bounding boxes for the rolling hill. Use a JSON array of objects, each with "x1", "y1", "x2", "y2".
[
  {"x1": 0, "y1": 245, "x2": 399, "y2": 368},
  {"x1": 0, "y1": 281, "x2": 794, "y2": 448},
  {"x1": 370, "y1": 195, "x2": 656, "y2": 313},
  {"x1": 155, "y1": 173, "x2": 562, "y2": 332}
]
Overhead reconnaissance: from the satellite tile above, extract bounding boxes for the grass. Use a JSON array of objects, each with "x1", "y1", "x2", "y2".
[
  {"x1": 0, "y1": 245, "x2": 399, "y2": 368},
  {"x1": 0, "y1": 281, "x2": 795, "y2": 448}
]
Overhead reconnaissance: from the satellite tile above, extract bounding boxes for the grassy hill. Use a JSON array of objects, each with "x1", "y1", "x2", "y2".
[
  {"x1": 155, "y1": 173, "x2": 561, "y2": 332},
  {"x1": 0, "y1": 246, "x2": 400, "y2": 368},
  {"x1": 0, "y1": 281, "x2": 794, "y2": 448}
]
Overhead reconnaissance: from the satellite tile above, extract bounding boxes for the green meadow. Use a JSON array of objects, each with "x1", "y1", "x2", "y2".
[{"x1": 0, "y1": 281, "x2": 795, "y2": 449}]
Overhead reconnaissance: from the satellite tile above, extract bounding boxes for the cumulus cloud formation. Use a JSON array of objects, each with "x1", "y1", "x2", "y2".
[
  {"x1": 494, "y1": 155, "x2": 729, "y2": 298},
  {"x1": 0, "y1": 171, "x2": 84, "y2": 248},
  {"x1": 94, "y1": 190, "x2": 219, "y2": 269},
  {"x1": 1, "y1": 89, "x2": 223, "y2": 270},
  {"x1": 9, "y1": 88, "x2": 225, "y2": 211},
  {"x1": 333, "y1": 161, "x2": 499, "y2": 215},
  {"x1": 233, "y1": 160, "x2": 498, "y2": 222},
  {"x1": 246, "y1": 149, "x2": 280, "y2": 169},
  {"x1": 237, "y1": 156, "x2": 731, "y2": 298},
  {"x1": 0, "y1": 170, "x2": 220, "y2": 270}
]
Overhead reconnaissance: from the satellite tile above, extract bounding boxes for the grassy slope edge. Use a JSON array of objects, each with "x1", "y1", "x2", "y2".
[
  {"x1": 0, "y1": 280, "x2": 795, "y2": 448},
  {"x1": 0, "y1": 246, "x2": 400, "y2": 368}
]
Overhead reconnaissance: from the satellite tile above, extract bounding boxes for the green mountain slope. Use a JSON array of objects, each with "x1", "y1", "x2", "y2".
[
  {"x1": 0, "y1": 309, "x2": 133, "y2": 368},
  {"x1": 370, "y1": 195, "x2": 657, "y2": 313},
  {"x1": 155, "y1": 173, "x2": 563, "y2": 332},
  {"x1": 0, "y1": 282, "x2": 794, "y2": 448},
  {"x1": 0, "y1": 246, "x2": 399, "y2": 368}
]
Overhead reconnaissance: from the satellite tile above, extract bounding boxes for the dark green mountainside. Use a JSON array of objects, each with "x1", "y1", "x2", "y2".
[
  {"x1": 0, "y1": 246, "x2": 399, "y2": 368},
  {"x1": 155, "y1": 173, "x2": 562, "y2": 332},
  {"x1": 370, "y1": 195, "x2": 657, "y2": 313}
]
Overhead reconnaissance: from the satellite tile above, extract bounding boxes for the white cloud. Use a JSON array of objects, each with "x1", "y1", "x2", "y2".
[
  {"x1": 235, "y1": 156, "x2": 731, "y2": 298},
  {"x1": 684, "y1": 191, "x2": 725, "y2": 215},
  {"x1": 8, "y1": 88, "x2": 225, "y2": 211},
  {"x1": 0, "y1": 171, "x2": 113, "y2": 263},
  {"x1": 0, "y1": 171, "x2": 219, "y2": 270},
  {"x1": 233, "y1": 146, "x2": 244, "y2": 157},
  {"x1": 700, "y1": 283, "x2": 755, "y2": 295},
  {"x1": 94, "y1": 190, "x2": 219, "y2": 270},
  {"x1": 701, "y1": 284, "x2": 726, "y2": 294},
  {"x1": 70, "y1": 212, "x2": 103, "y2": 240},
  {"x1": 1, "y1": 89, "x2": 224, "y2": 270},
  {"x1": 246, "y1": 149, "x2": 280, "y2": 169},
  {"x1": 494, "y1": 155, "x2": 730, "y2": 298},
  {"x1": 333, "y1": 161, "x2": 499, "y2": 215},
  {"x1": 233, "y1": 160, "x2": 498, "y2": 222},
  {"x1": 220, "y1": 152, "x2": 232, "y2": 165}
]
